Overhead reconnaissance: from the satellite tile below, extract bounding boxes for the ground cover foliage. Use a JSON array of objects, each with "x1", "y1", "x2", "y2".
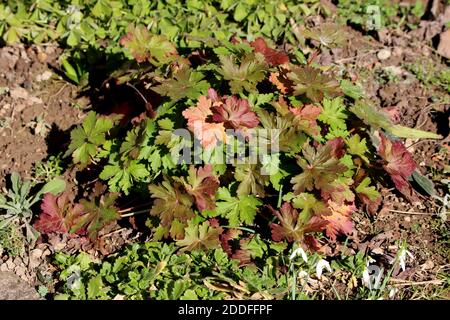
[{"x1": 0, "y1": 0, "x2": 448, "y2": 300}]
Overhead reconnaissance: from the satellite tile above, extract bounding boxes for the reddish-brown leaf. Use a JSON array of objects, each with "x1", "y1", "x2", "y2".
[
  {"x1": 182, "y1": 89, "x2": 259, "y2": 147},
  {"x1": 269, "y1": 203, "x2": 327, "y2": 245},
  {"x1": 250, "y1": 37, "x2": 289, "y2": 66},
  {"x1": 220, "y1": 228, "x2": 242, "y2": 257},
  {"x1": 211, "y1": 94, "x2": 259, "y2": 130},
  {"x1": 290, "y1": 104, "x2": 323, "y2": 137},
  {"x1": 176, "y1": 165, "x2": 220, "y2": 212},
  {"x1": 34, "y1": 193, "x2": 84, "y2": 235},
  {"x1": 326, "y1": 137, "x2": 346, "y2": 158},
  {"x1": 268, "y1": 69, "x2": 293, "y2": 94},
  {"x1": 378, "y1": 133, "x2": 417, "y2": 200},
  {"x1": 323, "y1": 200, "x2": 355, "y2": 241}
]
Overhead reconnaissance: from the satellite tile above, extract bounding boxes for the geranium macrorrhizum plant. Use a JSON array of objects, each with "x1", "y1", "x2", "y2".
[{"x1": 36, "y1": 25, "x2": 440, "y2": 260}]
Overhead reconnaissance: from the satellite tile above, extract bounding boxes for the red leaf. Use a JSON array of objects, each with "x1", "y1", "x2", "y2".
[
  {"x1": 231, "y1": 237, "x2": 253, "y2": 265},
  {"x1": 304, "y1": 235, "x2": 322, "y2": 252},
  {"x1": 211, "y1": 95, "x2": 259, "y2": 129},
  {"x1": 323, "y1": 200, "x2": 355, "y2": 241},
  {"x1": 182, "y1": 89, "x2": 259, "y2": 147},
  {"x1": 378, "y1": 133, "x2": 417, "y2": 200},
  {"x1": 220, "y1": 228, "x2": 242, "y2": 257},
  {"x1": 34, "y1": 193, "x2": 84, "y2": 235},
  {"x1": 250, "y1": 37, "x2": 289, "y2": 66},
  {"x1": 326, "y1": 137, "x2": 346, "y2": 159}
]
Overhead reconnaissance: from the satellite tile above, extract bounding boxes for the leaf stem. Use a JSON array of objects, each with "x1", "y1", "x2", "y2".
[
  {"x1": 121, "y1": 208, "x2": 150, "y2": 218},
  {"x1": 222, "y1": 226, "x2": 255, "y2": 233}
]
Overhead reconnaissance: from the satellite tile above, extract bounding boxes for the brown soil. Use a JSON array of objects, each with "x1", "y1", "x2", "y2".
[{"x1": 0, "y1": 44, "x2": 86, "y2": 187}]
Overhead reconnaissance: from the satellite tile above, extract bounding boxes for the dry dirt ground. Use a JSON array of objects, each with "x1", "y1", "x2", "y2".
[
  {"x1": 0, "y1": 45, "x2": 84, "y2": 187},
  {"x1": 0, "y1": 11, "x2": 449, "y2": 299}
]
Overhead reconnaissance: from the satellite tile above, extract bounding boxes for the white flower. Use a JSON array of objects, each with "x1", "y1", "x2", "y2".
[
  {"x1": 362, "y1": 264, "x2": 383, "y2": 290},
  {"x1": 389, "y1": 288, "x2": 398, "y2": 299},
  {"x1": 397, "y1": 248, "x2": 414, "y2": 272},
  {"x1": 315, "y1": 259, "x2": 332, "y2": 279},
  {"x1": 289, "y1": 247, "x2": 308, "y2": 263},
  {"x1": 362, "y1": 269, "x2": 370, "y2": 287}
]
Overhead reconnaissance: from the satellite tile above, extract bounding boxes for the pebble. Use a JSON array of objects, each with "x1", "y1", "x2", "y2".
[
  {"x1": 377, "y1": 49, "x2": 391, "y2": 60},
  {"x1": 36, "y1": 70, "x2": 52, "y2": 82},
  {"x1": 14, "y1": 265, "x2": 26, "y2": 277},
  {"x1": 421, "y1": 259, "x2": 434, "y2": 271},
  {"x1": 29, "y1": 249, "x2": 43, "y2": 269}
]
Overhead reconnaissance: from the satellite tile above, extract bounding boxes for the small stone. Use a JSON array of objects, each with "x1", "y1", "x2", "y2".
[
  {"x1": 9, "y1": 87, "x2": 29, "y2": 100},
  {"x1": 377, "y1": 49, "x2": 391, "y2": 60},
  {"x1": 37, "y1": 52, "x2": 47, "y2": 63},
  {"x1": 421, "y1": 259, "x2": 434, "y2": 270},
  {"x1": 404, "y1": 216, "x2": 411, "y2": 223},
  {"x1": 36, "y1": 70, "x2": 52, "y2": 82},
  {"x1": 29, "y1": 249, "x2": 43, "y2": 269},
  {"x1": 14, "y1": 265, "x2": 26, "y2": 277}
]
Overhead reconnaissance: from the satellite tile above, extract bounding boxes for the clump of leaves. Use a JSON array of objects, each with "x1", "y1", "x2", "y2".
[
  {"x1": 60, "y1": 34, "x2": 439, "y2": 269},
  {"x1": 217, "y1": 52, "x2": 267, "y2": 94},
  {"x1": 152, "y1": 65, "x2": 209, "y2": 102},
  {"x1": 52, "y1": 242, "x2": 293, "y2": 300},
  {"x1": 269, "y1": 202, "x2": 327, "y2": 249},
  {"x1": 174, "y1": 165, "x2": 220, "y2": 212},
  {"x1": 182, "y1": 89, "x2": 259, "y2": 148},
  {"x1": 34, "y1": 185, "x2": 120, "y2": 242},
  {"x1": 290, "y1": 142, "x2": 348, "y2": 193},
  {"x1": 0, "y1": 172, "x2": 66, "y2": 246},
  {"x1": 287, "y1": 66, "x2": 341, "y2": 102},
  {"x1": 119, "y1": 25, "x2": 178, "y2": 65},
  {"x1": 148, "y1": 177, "x2": 195, "y2": 240}
]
